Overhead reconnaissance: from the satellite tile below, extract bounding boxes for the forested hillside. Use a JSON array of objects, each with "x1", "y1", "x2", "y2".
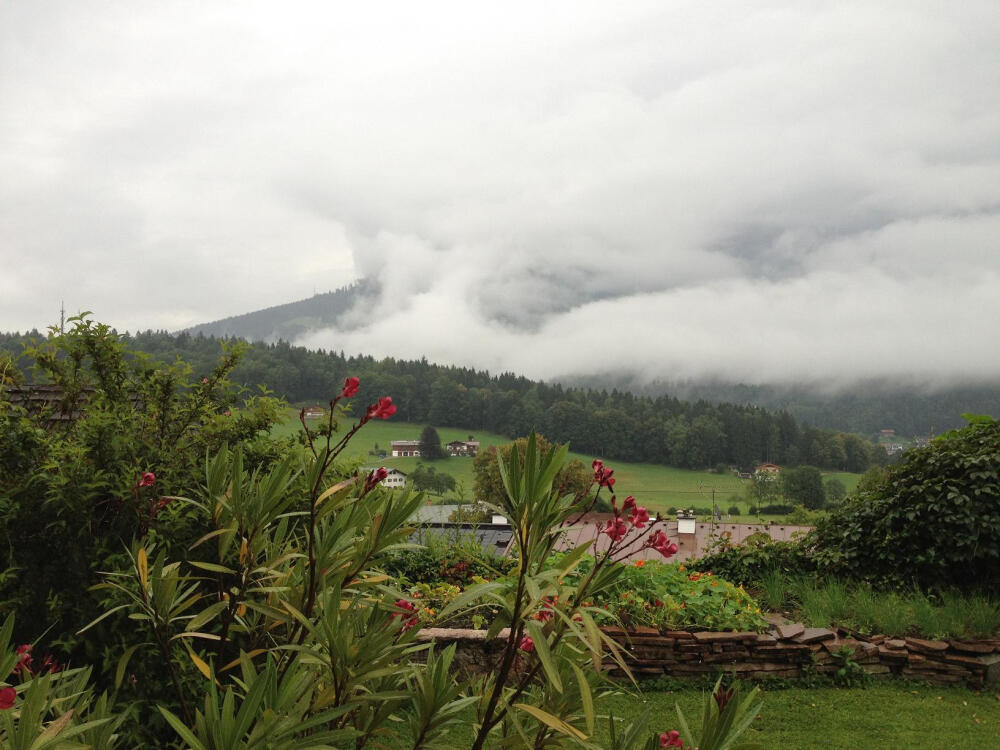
[
  {"x1": 182, "y1": 279, "x2": 376, "y2": 342},
  {"x1": 2, "y1": 328, "x2": 885, "y2": 474},
  {"x1": 562, "y1": 376, "x2": 1000, "y2": 437}
]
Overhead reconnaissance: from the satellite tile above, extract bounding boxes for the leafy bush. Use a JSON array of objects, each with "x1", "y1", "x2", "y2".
[
  {"x1": 689, "y1": 533, "x2": 812, "y2": 587},
  {"x1": 0, "y1": 316, "x2": 287, "y2": 660},
  {"x1": 383, "y1": 530, "x2": 515, "y2": 586},
  {"x1": 554, "y1": 557, "x2": 767, "y2": 633},
  {"x1": 808, "y1": 415, "x2": 1000, "y2": 591}
]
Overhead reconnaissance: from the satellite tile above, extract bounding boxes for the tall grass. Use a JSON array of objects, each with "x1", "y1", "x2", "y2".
[{"x1": 759, "y1": 574, "x2": 1000, "y2": 640}]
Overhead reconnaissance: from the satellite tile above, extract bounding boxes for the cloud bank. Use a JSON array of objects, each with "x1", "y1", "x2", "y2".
[{"x1": 2, "y1": 1, "x2": 999, "y2": 384}]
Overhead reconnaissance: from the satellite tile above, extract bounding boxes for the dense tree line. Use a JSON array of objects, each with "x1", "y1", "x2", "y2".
[
  {"x1": 1, "y1": 328, "x2": 887, "y2": 472},
  {"x1": 568, "y1": 375, "x2": 1000, "y2": 437}
]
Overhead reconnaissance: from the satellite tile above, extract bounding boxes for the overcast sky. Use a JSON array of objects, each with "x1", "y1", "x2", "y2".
[{"x1": 3, "y1": 1, "x2": 999, "y2": 385}]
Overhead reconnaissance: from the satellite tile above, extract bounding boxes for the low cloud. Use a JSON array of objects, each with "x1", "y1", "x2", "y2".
[{"x1": 2, "y1": 2, "x2": 999, "y2": 385}]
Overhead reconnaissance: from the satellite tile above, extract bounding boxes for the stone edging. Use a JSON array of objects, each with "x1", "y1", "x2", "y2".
[{"x1": 416, "y1": 625, "x2": 1000, "y2": 687}]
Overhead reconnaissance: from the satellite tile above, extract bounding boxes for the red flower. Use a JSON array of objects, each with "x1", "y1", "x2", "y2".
[
  {"x1": 602, "y1": 517, "x2": 628, "y2": 542},
  {"x1": 392, "y1": 599, "x2": 418, "y2": 630},
  {"x1": 201, "y1": 377, "x2": 209, "y2": 384},
  {"x1": 518, "y1": 636, "x2": 535, "y2": 653},
  {"x1": 628, "y1": 505, "x2": 650, "y2": 529},
  {"x1": 0, "y1": 687, "x2": 15, "y2": 710},
  {"x1": 594, "y1": 464, "x2": 615, "y2": 488},
  {"x1": 138, "y1": 472, "x2": 156, "y2": 488},
  {"x1": 13, "y1": 644, "x2": 32, "y2": 677},
  {"x1": 622, "y1": 495, "x2": 636, "y2": 512},
  {"x1": 713, "y1": 684, "x2": 735, "y2": 712},
  {"x1": 339, "y1": 376, "x2": 360, "y2": 398},
  {"x1": 647, "y1": 531, "x2": 679, "y2": 559},
  {"x1": 366, "y1": 397, "x2": 397, "y2": 420},
  {"x1": 363, "y1": 467, "x2": 389, "y2": 492},
  {"x1": 659, "y1": 729, "x2": 683, "y2": 747}
]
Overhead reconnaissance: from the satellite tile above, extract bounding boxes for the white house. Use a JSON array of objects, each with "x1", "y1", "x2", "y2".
[{"x1": 381, "y1": 468, "x2": 407, "y2": 488}]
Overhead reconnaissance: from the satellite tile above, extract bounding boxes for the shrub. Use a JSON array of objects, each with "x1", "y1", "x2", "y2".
[
  {"x1": 808, "y1": 415, "x2": 1000, "y2": 591},
  {"x1": 0, "y1": 316, "x2": 287, "y2": 659},
  {"x1": 553, "y1": 557, "x2": 767, "y2": 633},
  {"x1": 727, "y1": 505, "x2": 741, "y2": 515},
  {"x1": 689, "y1": 534, "x2": 812, "y2": 586}
]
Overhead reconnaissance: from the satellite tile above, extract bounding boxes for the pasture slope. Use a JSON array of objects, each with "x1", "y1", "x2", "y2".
[{"x1": 272, "y1": 410, "x2": 860, "y2": 514}]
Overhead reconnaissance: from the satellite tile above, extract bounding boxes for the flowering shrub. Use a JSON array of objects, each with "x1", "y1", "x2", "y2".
[{"x1": 2, "y1": 323, "x2": 764, "y2": 747}]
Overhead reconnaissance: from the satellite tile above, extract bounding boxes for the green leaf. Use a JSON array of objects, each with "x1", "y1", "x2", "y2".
[
  {"x1": 524, "y1": 620, "x2": 561, "y2": 692},
  {"x1": 513, "y1": 703, "x2": 587, "y2": 740}
]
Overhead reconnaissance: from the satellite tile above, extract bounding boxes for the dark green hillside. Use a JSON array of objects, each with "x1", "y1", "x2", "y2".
[
  {"x1": 2, "y1": 328, "x2": 887, "y2": 475},
  {"x1": 183, "y1": 278, "x2": 377, "y2": 342}
]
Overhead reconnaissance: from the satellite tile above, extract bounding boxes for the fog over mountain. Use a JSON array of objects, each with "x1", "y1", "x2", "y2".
[{"x1": 3, "y1": 2, "x2": 999, "y2": 386}]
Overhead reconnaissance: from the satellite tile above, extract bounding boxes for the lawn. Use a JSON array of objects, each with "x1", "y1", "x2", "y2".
[
  {"x1": 615, "y1": 683, "x2": 1000, "y2": 749},
  {"x1": 271, "y1": 410, "x2": 860, "y2": 514},
  {"x1": 380, "y1": 682, "x2": 1000, "y2": 748}
]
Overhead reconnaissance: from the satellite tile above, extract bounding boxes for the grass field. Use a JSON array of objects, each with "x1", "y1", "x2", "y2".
[
  {"x1": 271, "y1": 410, "x2": 861, "y2": 515},
  {"x1": 379, "y1": 682, "x2": 1000, "y2": 749}
]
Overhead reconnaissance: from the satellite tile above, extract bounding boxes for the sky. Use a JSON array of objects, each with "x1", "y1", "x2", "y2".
[{"x1": 3, "y1": 1, "x2": 999, "y2": 386}]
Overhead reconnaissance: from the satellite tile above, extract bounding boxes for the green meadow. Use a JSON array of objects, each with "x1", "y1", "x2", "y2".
[{"x1": 272, "y1": 410, "x2": 860, "y2": 514}]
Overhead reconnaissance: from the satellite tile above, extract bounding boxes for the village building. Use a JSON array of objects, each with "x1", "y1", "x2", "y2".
[
  {"x1": 446, "y1": 439, "x2": 480, "y2": 457},
  {"x1": 380, "y1": 468, "x2": 406, "y2": 488},
  {"x1": 754, "y1": 462, "x2": 782, "y2": 476},
  {"x1": 301, "y1": 405, "x2": 325, "y2": 419},
  {"x1": 391, "y1": 440, "x2": 422, "y2": 457}
]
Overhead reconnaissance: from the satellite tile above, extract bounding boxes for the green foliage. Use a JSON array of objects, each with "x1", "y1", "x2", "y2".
[
  {"x1": 409, "y1": 462, "x2": 458, "y2": 495},
  {"x1": 779, "y1": 466, "x2": 826, "y2": 510},
  {"x1": 0, "y1": 316, "x2": 288, "y2": 657},
  {"x1": 472, "y1": 434, "x2": 591, "y2": 510},
  {"x1": 559, "y1": 559, "x2": 767, "y2": 633},
  {"x1": 823, "y1": 477, "x2": 847, "y2": 504},
  {"x1": 689, "y1": 534, "x2": 812, "y2": 587},
  {"x1": 418, "y1": 424, "x2": 447, "y2": 460},
  {"x1": 780, "y1": 506, "x2": 824, "y2": 525},
  {"x1": 671, "y1": 676, "x2": 764, "y2": 750},
  {"x1": 3, "y1": 326, "x2": 887, "y2": 473},
  {"x1": 808, "y1": 415, "x2": 1000, "y2": 591},
  {"x1": 383, "y1": 530, "x2": 515, "y2": 586}
]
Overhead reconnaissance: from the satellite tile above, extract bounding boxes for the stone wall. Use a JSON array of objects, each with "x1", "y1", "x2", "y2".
[{"x1": 416, "y1": 624, "x2": 1000, "y2": 688}]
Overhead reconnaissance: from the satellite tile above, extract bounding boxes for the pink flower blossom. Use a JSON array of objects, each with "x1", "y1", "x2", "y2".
[
  {"x1": 0, "y1": 687, "x2": 15, "y2": 710},
  {"x1": 647, "y1": 531, "x2": 679, "y2": 559},
  {"x1": 138, "y1": 472, "x2": 156, "y2": 488},
  {"x1": 518, "y1": 636, "x2": 535, "y2": 653},
  {"x1": 660, "y1": 730, "x2": 683, "y2": 747},
  {"x1": 622, "y1": 495, "x2": 636, "y2": 513},
  {"x1": 339, "y1": 376, "x2": 360, "y2": 398},
  {"x1": 628, "y1": 505, "x2": 650, "y2": 529},
  {"x1": 366, "y1": 397, "x2": 397, "y2": 420},
  {"x1": 594, "y1": 464, "x2": 615, "y2": 488},
  {"x1": 602, "y1": 517, "x2": 628, "y2": 542},
  {"x1": 201, "y1": 377, "x2": 209, "y2": 384}
]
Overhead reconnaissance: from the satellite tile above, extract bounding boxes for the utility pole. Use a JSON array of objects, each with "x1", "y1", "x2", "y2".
[{"x1": 60, "y1": 300, "x2": 65, "y2": 334}]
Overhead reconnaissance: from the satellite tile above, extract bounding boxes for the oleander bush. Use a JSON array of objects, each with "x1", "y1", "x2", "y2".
[{"x1": 4, "y1": 321, "x2": 712, "y2": 747}]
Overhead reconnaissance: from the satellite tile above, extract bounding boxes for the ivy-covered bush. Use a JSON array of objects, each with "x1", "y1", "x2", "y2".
[{"x1": 808, "y1": 415, "x2": 1000, "y2": 591}]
